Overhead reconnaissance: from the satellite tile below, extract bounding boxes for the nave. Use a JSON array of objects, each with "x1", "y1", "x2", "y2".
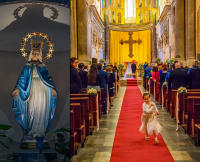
[{"x1": 71, "y1": 85, "x2": 200, "y2": 162}]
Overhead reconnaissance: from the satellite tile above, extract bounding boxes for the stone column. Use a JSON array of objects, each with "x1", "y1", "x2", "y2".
[
  {"x1": 186, "y1": 0, "x2": 195, "y2": 66},
  {"x1": 169, "y1": 5, "x2": 176, "y2": 59},
  {"x1": 70, "y1": 0, "x2": 77, "y2": 58},
  {"x1": 105, "y1": 0, "x2": 110, "y2": 63},
  {"x1": 105, "y1": 26, "x2": 110, "y2": 63},
  {"x1": 175, "y1": 0, "x2": 185, "y2": 60},
  {"x1": 151, "y1": 26, "x2": 157, "y2": 62},
  {"x1": 77, "y1": 0, "x2": 89, "y2": 62}
]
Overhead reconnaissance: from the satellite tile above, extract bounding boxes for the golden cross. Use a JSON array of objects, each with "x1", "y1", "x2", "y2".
[{"x1": 120, "y1": 32, "x2": 142, "y2": 58}]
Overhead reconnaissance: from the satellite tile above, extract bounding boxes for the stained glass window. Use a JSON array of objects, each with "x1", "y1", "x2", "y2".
[
  {"x1": 101, "y1": 0, "x2": 160, "y2": 25},
  {"x1": 125, "y1": 0, "x2": 136, "y2": 23}
]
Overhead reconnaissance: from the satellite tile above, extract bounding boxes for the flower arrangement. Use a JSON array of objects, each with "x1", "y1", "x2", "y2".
[
  {"x1": 138, "y1": 64, "x2": 144, "y2": 70},
  {"x1": 99, "y1": 59, "x2": 105, "y2": 64},
  {"x1": 118, "y1": 64, "x2": 125, "y2": 77},
  {"x1": 175, "y1": 55, "x2": 181, "y2": 58},
  {"x1": 163, "y1": 81, "x2": 168, "y2": 86},
  {"x1": 87, "y1": 88, "x2": 97, "y2": 95},
  {"x1": 118, "y1": 63, "x2": 124, "y2": 70},
  {"x1": 168, "y1": 58, "x2": 176, "y2": 65},
  {"x1": 177, "y1": 87, "x2": 187, "y2": 95},
  {"x1": 155, "y1": 57, "x2": 161, "y2": 63}
]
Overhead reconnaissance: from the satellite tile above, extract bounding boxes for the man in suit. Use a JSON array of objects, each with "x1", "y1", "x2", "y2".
[
  {"x1": 131, "y1": 61, "x2": 137, "y2": 74},
  {"x1": 70, "y1": 57, "x2": 82, "y2": 93},
  {"x1": 168, "y1": 61, "x2": 188, "y2": 90},
  {"x1": 97, "y1": 63, "x2": 108, "y2": 114},
  {"x1": 188, "y1": 61, "x2": 200, "y2": 89},
  {"x1": 78, "y1": 63, "x2": 88, "y2": 88}
]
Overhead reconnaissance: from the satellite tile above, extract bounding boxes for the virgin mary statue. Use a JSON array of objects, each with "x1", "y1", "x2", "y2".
[{"x1": 12, "y1": 39, "x2": 57, "y2": 140}]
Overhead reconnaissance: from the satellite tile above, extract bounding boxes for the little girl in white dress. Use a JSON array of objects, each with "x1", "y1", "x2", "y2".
[{"x1": 139, "y1": 92, "x2": 162, "y2": 144}]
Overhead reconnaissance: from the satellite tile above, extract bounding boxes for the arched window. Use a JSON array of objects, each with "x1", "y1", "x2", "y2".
[{"x1": 125, "y1": 0, "x2": 136, "y2": 23}]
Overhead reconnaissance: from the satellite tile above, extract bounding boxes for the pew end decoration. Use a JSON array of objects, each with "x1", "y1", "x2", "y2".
[
  {"x1": 163, "y1": 81, "x2": 168, "y2": 86},
  {"x1": 118, "y1": 63, "x2": 125, "y2": 77},
  {"x1": 87, "y1": 88, "x2": 97, "y2": 95},
  {"x1": 177, "y1": 87, "x2": 187, "y2": 95}
]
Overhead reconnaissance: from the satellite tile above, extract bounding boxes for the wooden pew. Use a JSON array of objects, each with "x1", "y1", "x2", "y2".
[
  {"x1": 150, "y1": 79, "x2": 154, "y2": 95},
  {"x1": 167, "y1": 89, "x2": 171, "y2": 112},
  {"x1": 170, "y1": 89, "x2": 177, "y2": 118},
  {"x1": 70, "y1": 103, "x2": 81, "y2": 157},
  {"x1": 156, "y1": 82, "x2": 161, "y2": 103},
  {"x1": 100, "y1": 88, "x2": 105, "y2": 115},
  {"x1": 195, "y1": 124, "x2": 200, "y2": 145},
  {"x1": 70, "y1": 93, "x2": 98, "y2": 134},
  {"x1": 70, "y1": 97, "x2": 89, "y2": 145},
  {"x1": 179, "y1": 92, "x2": 200, "y2": 126},
  {"x1": 81, "y1": 89, "x2": 104, "y2": 118},
  {"x1": 97, "y1": 90, "x2": 102, "y2": 118},
  {"x1": 167, "y1": 89, "x2": 200, "y2": 124},
  {"x1": 187, "y1": 96, "x2": 200, "y2": 141},
  {"x1": 143, "y1": 77, "x2": 145, "y2": 88},
  {"x1": 146, "y1": 77, "x2": 149, "y2": 91},
  {"x1": 163, "y1": 85, "x2": 168, "y2": 108}
]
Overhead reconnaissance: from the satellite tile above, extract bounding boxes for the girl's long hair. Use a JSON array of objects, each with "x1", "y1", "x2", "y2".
[{"x1": 88, "y1": 63, "x2": 98, "y2": 84}]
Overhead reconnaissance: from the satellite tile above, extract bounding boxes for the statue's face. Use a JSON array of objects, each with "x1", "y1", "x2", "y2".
[{"x1": 31, "y1": 49, "x2": 41, "y2": 62}]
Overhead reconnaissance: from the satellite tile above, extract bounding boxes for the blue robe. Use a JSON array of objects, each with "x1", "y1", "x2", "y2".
[{"x1": 12, "y1": 63, "x2": 57, "y2": 134}]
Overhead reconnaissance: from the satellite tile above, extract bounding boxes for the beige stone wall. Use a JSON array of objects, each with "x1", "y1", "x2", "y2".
[{"x1": 76, "y1": 1, "x2": 105, "y2": 64}]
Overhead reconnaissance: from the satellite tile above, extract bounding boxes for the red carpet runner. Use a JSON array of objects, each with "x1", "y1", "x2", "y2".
[
  {"x1": 127, "y1": 79, "x2": 137, "y2": 86},
  {"x1": 110, "y1": 86, "x2": 174, "y2": 162}
]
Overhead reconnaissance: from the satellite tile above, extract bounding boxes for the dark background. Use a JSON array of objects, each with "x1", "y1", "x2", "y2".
[
  {"x1": 0, "y1": 0, "x2": 70, "y2": 6},
  {"x1": 0, "y1": 1, "x2": 70, "y2": 142}
]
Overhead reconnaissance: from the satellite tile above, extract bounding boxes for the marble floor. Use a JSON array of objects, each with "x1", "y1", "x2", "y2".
[{"x1": 71, "y1": 86, "x2": 200, "y2": 162}]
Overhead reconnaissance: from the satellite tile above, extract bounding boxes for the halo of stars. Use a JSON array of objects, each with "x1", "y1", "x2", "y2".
[{"x1": 20, "y1": 32, "x2": 54, "y2": 62}]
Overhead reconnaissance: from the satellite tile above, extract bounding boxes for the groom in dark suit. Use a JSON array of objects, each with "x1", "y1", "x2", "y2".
[{"x1": 131, "y1": 61, "x2": 137, "y2": 74}]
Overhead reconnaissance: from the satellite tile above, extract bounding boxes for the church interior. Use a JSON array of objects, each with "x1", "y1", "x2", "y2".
[{"x1": 70, "y1": 0, "x2": 200, "y2": 162}]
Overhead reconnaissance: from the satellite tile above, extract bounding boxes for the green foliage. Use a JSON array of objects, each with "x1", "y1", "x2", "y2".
[
  {"x1": 169, "y1": 58, "x2": 176, "y2": 65},
  {"x1": 114, "y1": 62, "x2": 118, "y2": 66},
  {"x1": 118, "y1": 63, "x2": 124, "y2": 70},
  {"x1": 155, "y1": 57, "x2": 161, "y2": 63},
  {"x1": 118, "y1": 64, "x2": 124, "y2": 77},
  {"x1": 175, "y1": 55, "x2": 181, "y2": 58},
  {"x1": 138, "y1": 64, "x2": 144, "y2": 70},
  {"x1": 0, "y1": 124, "x2": 12, "y2": 130},
  {"x1": 48, "y1": 128, "x2": 70, "y2": 161},
  {"x1": 99, "y1": 59, "x2": 105, "y2": 64},
  {"x1": 0, "y1": 124, "x2": 13, "y2": 149}
]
